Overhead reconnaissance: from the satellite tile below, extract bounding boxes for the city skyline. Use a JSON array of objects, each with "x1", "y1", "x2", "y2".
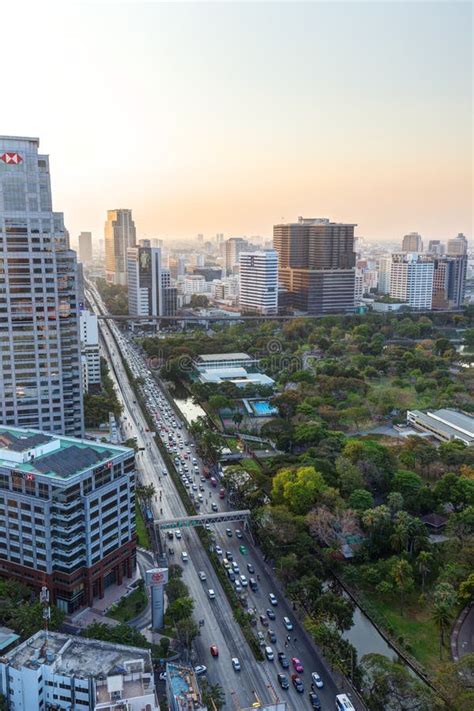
[{"x1": 1, "y1": 1, "x2": 472, "y2": 243}]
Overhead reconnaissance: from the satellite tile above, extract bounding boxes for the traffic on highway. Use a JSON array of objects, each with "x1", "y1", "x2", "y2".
[{"x1": 86, "y1": 281, "x2": 360, "y2": 711}]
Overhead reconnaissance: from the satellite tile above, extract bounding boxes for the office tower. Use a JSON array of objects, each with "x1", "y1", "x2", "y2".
[
  {"x1": 0, "y1": 632, "x2": 159, "y2": 711},
  {"x1": 402, "y1": 232, "x2": 423, "y2": 252},
  {"x1": 0, "y1": 136, "x2": 83, "y2": 436},
  {"x1": 239, "y1": 250, "x2": 278, "y2": 315},
  {"x1": 104, "y1": 209, "x2": 136, "y2": 284},
  {"x1": 167, "y1": 255, "x2": 186, "y2": 280},
  {"x1": 390, "y1": 253, "x2": 434, "y2": 309},
  {"x1": 160, "y1": 269, "x2": 177, "y2": 317},
  {"x1": 354, "y1": 270, "x2": 364, "y2": 301},
  {"x1": 0, "y1": 425, "x2": 136, "y2": 611},
  {"x1": 273, "y1": 217, "x2": 356, "y2": 314},
  {"x1": 378, "y1": 256, "x2": 392, "y2": 294},
  {"x1": 447, "y1": 233, "x2": 468, "y2": 256},
  {"x1": 127, "y1": 242, "x2": 175, "y2": 317},
  {"x1": 224, "y1": 237, "x2": 249, "y2": 275},
  {"x1": 215, "y1": 232, "x2": 224, "y2": 245},
  {"x1": 78, "y1": 231, "x2": 93, "y2": 264},
  {"x1": 79, "y1": 309, "x2": 101, "y2": 392},
  {"x1": 427, "y1": 240, "x2": 445, "y2": 256},
  {"x1": 432, "y1": 255, "x2": 467, "y2": 309}
]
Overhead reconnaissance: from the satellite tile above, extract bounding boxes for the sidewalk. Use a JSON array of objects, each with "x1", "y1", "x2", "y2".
[{"x1": 451, "y1": 603, "x2": 474, "y2": 662}]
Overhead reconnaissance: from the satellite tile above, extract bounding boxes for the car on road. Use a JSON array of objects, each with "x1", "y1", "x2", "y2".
[
  {"x1": 194, "y1": 665, "x2": 207, "y2": 676},
  {"x1": 226, "y1": 551, "x2": 234, "y2": 562},
  {"x1": 226, "y1": 528, "x2": 232, "y2": 537},
  {"x1": 239, "y1": 545, "x2": 248, "y2": 555},
  {"x1": 235, "y1": 529, "x2": 243, "y2": 538},
  {"x1": 291, "y1": 674, "x2": 304, "y2": 693},
  {"x1": 269, "y1": 593, "x2": 278, "y2": 606},
  {"x1": 175, "y1": 530, "x2": 182, "y2": 540},
  {"x1": 308, "y1": 692, "x2": 322, "y2": 709},
  {"x1": 249, "y1": 578, "x2": 258, "y2": 592},
  {"x1": 247, "y1": 563, "x2": 255, "y2": 574},
  {"x1": 228, "y1": 571, "x2": 236, "y2": 582},
  {"x1": 292, "y1": 657, "x2": 304, "y2": 673},
  {"x1": 266, "y1": 608, "x2": 276, "y2": 620},
  {"x1": 283, "y1": 616, "x2": 293, "y2": 631},
  {"x1": 232, "y1": 563, "x2": 240, "y2": 575},
  {"x1": 234, "y1": 580, "x2": 242, "y2": 593},
  {"x1": 277, "y1": 652, "x2": 289, "y2": 669},
  {"x1": 210, "y1": 645, "x2": 219, "y2": 657},
  {"x1": 267, "y1": 629, "x2": 277, "y2": 643},
  {"x1": 198, "y1": 571, "x2": 207, "y2": 582},
  {"x1": 181, "y1": 551, "x2": 188, "y2": 562},
  {"x1": 311, "y1": 672, "x2": 324, "y2": 688},
  {"x1": 257, "y1": 632, "x2": 265, "y2": 646},
  {"x1": 215, "y1": 545, "x2": 223, "y2": 556},
  {"x1": 167, "y1": 531, "x2": 174, "y2": 540},
  {"x1": 277, "y1": 673, "x2": 290, "y2": 690},
  {"x1": 265, "y1": 646, "x2": 274, "y2": 661},
  {"x1": 259, "y1": 614, "x2": 269, "y2": 626},
  {"x1": 211, "y1": 503, "x2": 218, "y2": 512},
  {"x1": 231, "y1": 657, "x2": 241, "y2": 672},
  {"x1": 208, "y1": 589, "x2": 216, "y2": 600}
]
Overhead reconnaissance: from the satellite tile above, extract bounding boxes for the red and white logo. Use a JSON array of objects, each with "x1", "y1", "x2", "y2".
[
  {"x1": 1, "y1": 152, "x2": 23, "y2": 165},
  {"x1": 151, "y1": 572, "x2": 164, "y2": 584}
]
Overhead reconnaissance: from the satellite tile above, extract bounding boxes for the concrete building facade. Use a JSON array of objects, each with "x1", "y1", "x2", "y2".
[
  {"x1": 78, "y1": 231, "x2": 93, "y2": 264},
  {"x1": 239, "y1": 250, "x2": 278, "y2": 315},
  {"x1": 390, "y1": 253, "x2": 434, "y2": 309},
  {"x1": 104, "y1": 209, "x2": 136, "y2": 285},
  {"x1": 0, "y1": 135, "x2": 84, "y2": 437},
  {"x1": 0, "y1": 426, "x2": 136, "y2": 613},
  {"x1": 79, "y1": 310, "x2": 101, "y2": 393},
  {"x1": 401, "y1": 232, "x2": 423, "y2": 252},
  {"x1": 127, "y1": 242, "x2": 176, "y2": 318}
]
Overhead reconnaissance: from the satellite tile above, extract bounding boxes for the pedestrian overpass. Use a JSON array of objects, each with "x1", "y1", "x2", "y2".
[{"x1": 156, "y1": 510, "x2": 251, "y2": 530}]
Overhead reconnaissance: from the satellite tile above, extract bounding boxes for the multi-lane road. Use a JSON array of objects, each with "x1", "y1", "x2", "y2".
[{"x1": 86, "y1": 282, "x2": 359, "y2": 711}]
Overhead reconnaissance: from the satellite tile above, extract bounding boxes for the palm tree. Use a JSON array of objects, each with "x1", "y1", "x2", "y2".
[
  {"x1": 200, "y1": 679, "x2": 225, "y2": 711},
  {"x1": 432, "y1": 601, "x2": 454, "y2": 660},
  {"x1": 416, "y1": 551, "x2": 433, "y2": 594},
  {"x1": 391, "y1": 559, "x2": 414, "y2": 616}
]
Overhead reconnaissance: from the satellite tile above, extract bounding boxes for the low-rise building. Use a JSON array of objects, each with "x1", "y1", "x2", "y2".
[
  {"x1": 0, "y1": 426, "x2": 136, "y2": 612},
  {"x1": 0, "y1": 631, "x2": 158, "y2": 711},
  {"x1": 407, "y1": 409, "x2": 474, "y2": 445}
]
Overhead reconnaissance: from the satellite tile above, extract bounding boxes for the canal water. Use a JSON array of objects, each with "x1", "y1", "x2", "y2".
[{"x1": 343, "y1": 604, "x2": 395, "y2": 661}]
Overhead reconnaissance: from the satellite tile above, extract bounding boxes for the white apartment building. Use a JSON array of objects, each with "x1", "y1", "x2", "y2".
[
  {"x1": 390, "y1": 253, "x2": 434, "y2": 309},
  {"x1": 354, "y1": 270, "x2": 364, "y2": 301},
  {"x1": 0, "y1": 135, "x2": 84, "y2": 436},
  {"x1": 79, "y1": 310, "x2": 101, "y2": 393},
  {"x1": 0, "y1": 425, "x2": 136, "y2": 613},
  {"x1": 0, "y1": 631, "x2": 158, "y2": 711},
  {"x1": 104, "y1": 209, "x2": 136, "y2": 285},
  {"x1": 183, "y1": 274, "x2": 208, "y2": 295},
  {"x1": 378, "y1": 256, "x2": 392, "y2": 294},
  {"x1": 239, "y1": 250, "x2": 278, "y2": 315}
]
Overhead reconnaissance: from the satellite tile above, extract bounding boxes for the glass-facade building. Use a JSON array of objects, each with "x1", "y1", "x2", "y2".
[{"x1": 0, "y1": 136, "x2": 83, "y2": 436}]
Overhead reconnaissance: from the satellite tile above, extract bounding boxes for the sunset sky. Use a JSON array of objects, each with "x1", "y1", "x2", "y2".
[{"x1": 2, "y1": 1, "x2": 472, "y2": 243}]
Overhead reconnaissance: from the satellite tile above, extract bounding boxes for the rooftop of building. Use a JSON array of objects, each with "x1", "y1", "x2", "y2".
[
  {"x1": 4, "y1": 631, "x2": 152, "y2": 678},
  {"x1": 408, "y1": 408, "x2": 474, "y2": 443},
  {"x1": 195, "y1": 352, "x2": 254, "y2": 363},
  {"x1": 0, "y1": 135, "x2": 40, "y2": 146},
  {"x1": 274, "y1": 216, "x2": 357, "y2": 227},
  {"x1": 0, "y1": 425, "x2": 132, "y2": 481},
  {"x1": 0, "y1": 626, "x2": 20, "y2": 653},
  {"x1": 166, "y1": 663, "x2": 206, "y2": 711}
]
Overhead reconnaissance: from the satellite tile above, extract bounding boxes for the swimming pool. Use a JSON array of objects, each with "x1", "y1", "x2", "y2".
[{"x1": 250, "y1": 400, "x2": 278, "y2": 416}]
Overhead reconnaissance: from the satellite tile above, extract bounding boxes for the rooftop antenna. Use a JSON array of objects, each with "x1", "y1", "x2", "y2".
[{"x1": 40, "y1": 585, "x2": 51, "y2": 643}]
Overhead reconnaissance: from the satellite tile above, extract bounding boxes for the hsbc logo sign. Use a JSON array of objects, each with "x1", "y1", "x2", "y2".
[{"x1": 1, "y1": 152, "x2": 23, "y2": 165}]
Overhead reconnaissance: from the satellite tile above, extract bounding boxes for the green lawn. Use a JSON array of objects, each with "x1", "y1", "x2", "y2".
[
  {"x1": 108, "y1": 586, "x2": 148, "y2": 623},
  {"x1": 135, "y1": 502, "x2": 151, "y2": 549}
]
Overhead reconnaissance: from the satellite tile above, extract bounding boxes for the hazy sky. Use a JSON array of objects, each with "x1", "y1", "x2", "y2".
[{"x1": 1, "y1": 1, "x2": 472, "y2": 243}]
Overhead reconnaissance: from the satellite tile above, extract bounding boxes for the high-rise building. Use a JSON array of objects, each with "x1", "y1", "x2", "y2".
[
  {"x1": 401, "y1": 232, "x2": 423, "y2": 252},
  {"x1": 0, "y1": 425, "x2": 137, "y2": 612},
  {"x1": 104, "y1": 209, "x2": 136, "y2": 285},
  {"x1": 0, "y1": 136, "x2": 83, "y2": 436},
  {"x1": 390, "y1": 253, "x2": 434, "y2": 309},
  {"x1": 0, "y1": 631, "x2": 159, "y2": 711},
  {"x1": 427, "y1": 240, "x2": 445, "y2": 256},
  {"x1": 127, "y1": 242, "x2": 176, "y2": 317},
  {"x1": 378, "y1": 256, "x2": 393, "y2": 294},
  {"x1": 167, "y1": 255, "x2": 186, "y2": 280},
  {"x1": 432, "y1": 255, "x2": 468, "y2": 309},
  {"x1": 79, "y1": 309, "x2": 101, "y2": 392},
  {"x1": 78, "y1": 231, "x2": 93, "y2": 264},
  {"x1": 223, "y1": 237, "x2": 250, "y2": 275},
  {"x1": 447, "y1": 233, "x2": 468, "y2": 256},
  {"x1": 239, "y1": 250, "x2": 278, "y2": 315},
  {"x1": 273, "y1": 217, "x2": 356, "y2": 314}
]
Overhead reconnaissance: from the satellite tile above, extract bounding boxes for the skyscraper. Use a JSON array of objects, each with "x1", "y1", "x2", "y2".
[
  {"x1": 127, "y1": 241, "x2": 176, "y2": 318},
  {"x1": 427, "y1": 240, "x2": 444, "y2": 256},
  {"x1": 378, "y1": 256, "x2": 392, "y2": 294},
  {"x1": 104, "y1": 209, "x2": 136, "y2": 284},
  {"x1": 0, "y1": 136, "x2": 83, "y2": 436},
  {"x1": 239, "y1": 250, "x2": 278, "y2": 315},
  {"x1": 447, "y1": 233, "x2": 468, "y2": 256},
  {"x1": 223, "y1": 237, "x2": 250, "y2": 275},
  {"x1": 432, "y1": 255, "x2": 467, "y2": 309},
  {"x1": 78, "y1": 231, "x2": 93, "y2": 264},
  {"x1": 401, "y1": 232, "x2": 423, "y2": 252},
  {"x1": 390, "y1": 253, "x2": 434, "y2": 309},
  {"x1": 273, "y1": 217, "x2": 356, "y2": 314}
]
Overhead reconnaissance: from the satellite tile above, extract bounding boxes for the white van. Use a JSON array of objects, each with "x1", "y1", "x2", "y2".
[
  {"x1": 283, "y1": 616, "x2": 293, "y2": 631},
  {"x1": 264, "y1": 646, "x2": 274, "y2": 661}
]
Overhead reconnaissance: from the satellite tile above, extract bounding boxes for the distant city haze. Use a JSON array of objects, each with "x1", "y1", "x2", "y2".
[{"x1": 1, "y1": 2, "x2": 471, "y2": 242}]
